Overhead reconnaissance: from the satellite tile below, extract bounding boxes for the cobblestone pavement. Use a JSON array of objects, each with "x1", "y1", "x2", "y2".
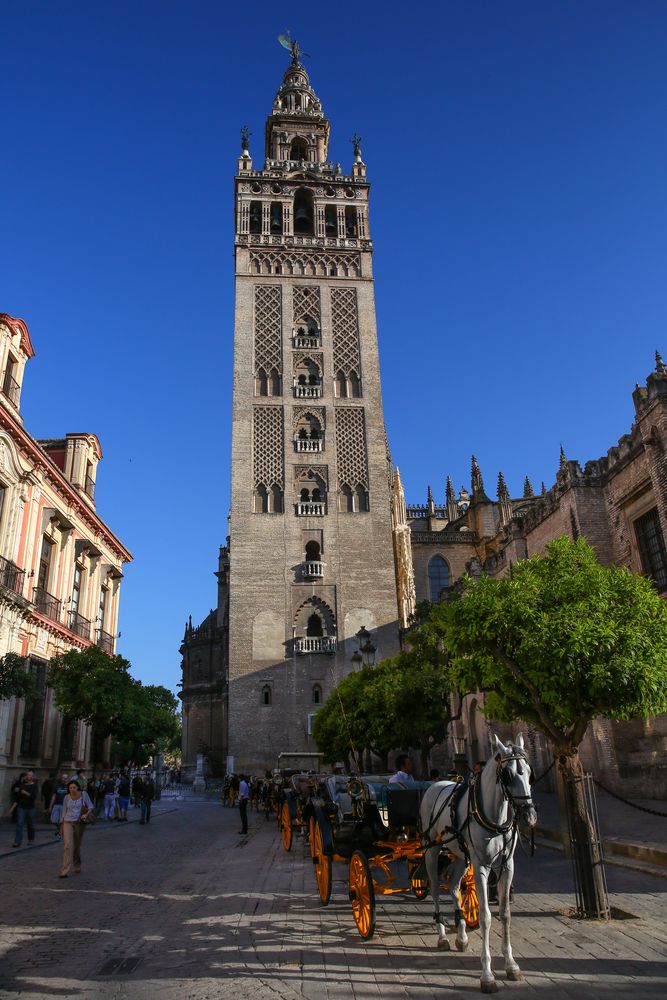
[{"x1": 0, "y1": 799, "x2": 666, "y2": 1000}]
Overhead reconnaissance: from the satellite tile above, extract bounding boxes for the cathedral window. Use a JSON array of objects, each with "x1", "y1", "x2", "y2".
[
  {"x1": 269, "y1": 368, "x2": 281, "y2": 396},
  {"x1": 345, "y1": 206, "x2": 358, "y2": 238},
  {"x1": 306, "y1": 613, "x2": 323, "y2": 637},
  {"x1": 355, "y1": 485, "x2": 369, "y2": 512},
  {"x1": 325, "y1": 205, "x2": 337, "y2": 237},
  {"x1": 348, "y1": 372, "x2": 361, "y2": 398},
  {"x1": 261, "y1": 685, "x2": 272, "y2": 706},
  {"x1": 312, "y1": 684, "x2": 322, "y2": 705},
  {"x1": 428, "y1": 555, "x2": 450, "y2": 603},
  {"x1": 335, "y1": 370, "x2": 348, "y2": 398},
  {"x1": 255, "y1": 368, "x2": 268, "y2": 396},
  {"x1": 271, "y1": 201, "x2": 283, "y2": 235},
  {"x1": 254, "y1": 485, "x2": 269, "y2": 513},
  {"x1": 339, "y1": 485, "x2": 354, "y2": 512},
  {"x1": 300, "y1": 487, "x2": 310, "y2": 503},
  {"x1": 294, "y1": 189, "x2": 314, "y2": 235},
  {"x1": 270, "y1": 485, "x2": 283, "y2": 513},
  {"x1": 305, "y1": 540, "x2": 321, "y2": 562},
  {"x1": 249, "y1": 201, "x2": 262, "y2": 234},
  {"x1": 634, "y1": 508, "x2": 667, "y2": 592}
]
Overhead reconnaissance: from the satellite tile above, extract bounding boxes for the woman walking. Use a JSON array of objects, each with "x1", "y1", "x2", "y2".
[{"x1": 59, "y1": 779, "x2": 93, "y2": 878}]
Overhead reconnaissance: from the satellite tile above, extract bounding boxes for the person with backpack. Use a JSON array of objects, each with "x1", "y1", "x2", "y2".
[{"x1": 59, "y1": 779, "x2": 94, "y2": 877}]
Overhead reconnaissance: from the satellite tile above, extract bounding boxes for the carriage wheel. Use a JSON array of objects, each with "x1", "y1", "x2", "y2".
[
  {"x1": 349, "y1": 850, "x2": 376, "y2": 940},
  {"x1": 312, "y1": 820, "x2": 332, "y2": 906},
  {"x1": 280, "y1": 801, "x2": 293, "y2": 852},
  {"x1": 407, "y1": 861, "x2": 429, "y2": 899},
  {"x1": 309, "y1": 817, "x2": 316, "y2": 858},
  {"x1": 458, "y1": 864, "x2": 479, "y2": 930}
]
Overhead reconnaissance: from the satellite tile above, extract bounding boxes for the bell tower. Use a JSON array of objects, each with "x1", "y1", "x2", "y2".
[{"x1": 227, "y1": 40, "x2": 399, "y2": 773}]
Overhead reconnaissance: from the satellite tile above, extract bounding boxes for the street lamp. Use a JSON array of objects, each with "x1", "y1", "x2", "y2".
[{"x1": 351, "y1": 625, "x2": 376, "y2": 669}]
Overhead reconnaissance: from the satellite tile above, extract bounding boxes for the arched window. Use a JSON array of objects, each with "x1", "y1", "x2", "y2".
[
  {"x1": 307, "y1": 613, "x2": 323, "y2": 637},
  {"x1": 261, "y1": 685, "x2": 272, "y2": 706},
  {"x1": 290, "y1": 137, "x2": 308, "y2": 161},
  {"x1": 293, "y1": 189, "x2": 314, "y2": 235},
  {"x1": 339, "y1": 484, "x2": 354, "y2": 512},
  {"x1": 335, "y1": 370, "x2": 347, "y2": 398},
  {"x1": 249, "y1": 201, "x2": 262, "y2": 234},
  {"x1": 255, "y1": 368, "x2": 268, "y2": 396},
  {"x1": 345, "y1": 206, "x2": 358, "y2": 237},
  {"x1": 428, "y1": 555, "x2": 450, "y2": 603},
  {"x1": 254, "y1": 485, "x2": 269, "y2": 513},
  {"x1": 305, "y1": 540, "x2": 321, "y2": 561},
  {"x1": 270, "y1": 485, "x2": 283, "y2": 513},
  {"x1": 270, "y1": 202, "x2": 283, "y2": 234},
  {"x1": 269, "y1": 368, "x2": 281, "y2": 396},
  {"x1": 348, "y1": 372, "x2": 361, "y2": 398},
  {"x1": 300, "y1": 487, "x2": 311, "y2": 503},
  {"x1": 312, "y1": 684, "x2": 322, "y2": 705},
  {"x1": 355, "y1": 485, "x2": 368, "y2": 512},
  {"x1": 325, "y1": 205, "x2": 337, "y2": 236},
  {"x1": 311, "y1": 487, "x2": 322, "y2": 503}
]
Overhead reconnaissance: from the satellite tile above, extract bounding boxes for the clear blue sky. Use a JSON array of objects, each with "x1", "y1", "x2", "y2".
[{"x1": 2, "y1": 2, "x2": 667, "y2": 693}]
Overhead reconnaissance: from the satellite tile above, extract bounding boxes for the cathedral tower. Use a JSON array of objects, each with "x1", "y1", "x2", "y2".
[{"x1": 228, "y1": 43, "x2": 400, "y2": 772}]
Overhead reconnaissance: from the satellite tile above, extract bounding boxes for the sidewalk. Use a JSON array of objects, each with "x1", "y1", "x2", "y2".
[{"x1": 533, "y1": 790, "x2": 667, "y2": 872}]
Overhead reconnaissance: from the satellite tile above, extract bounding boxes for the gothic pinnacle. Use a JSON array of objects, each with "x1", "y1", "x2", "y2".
[
  {"x1": 471, "y1": 454, "x2": 485, "y2": 498},
  {"x1": 523, "y1": 476, "x2": 534, "y2": 498},
  {"x1": 446, "y1": 475, "x2": 455, "y2": 503},
  {"x1": 497, "y1": 471, "x2": 509, "y2": 500},
  {"x1": 541, "y1": 481, "x2": 547, "y2": 495},
  {"x1": 656, "y1": 350, "x2": 667, "y2": 375},
  {"x1": 559, "y1": 444, "x2": 568, "y2": 468},
  {"x1": 427, "y1": 484, "x2": 434, "y2": 508}
]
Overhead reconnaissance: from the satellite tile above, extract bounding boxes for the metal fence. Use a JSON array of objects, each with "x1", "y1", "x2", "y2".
[{"x1": 565, "y1": 771, "x2": 611, "y2": 920}]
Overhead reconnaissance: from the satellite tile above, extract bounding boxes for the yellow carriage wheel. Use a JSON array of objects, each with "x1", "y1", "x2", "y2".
[
  {"x1": 280, "y1": 800, "x2": 293, "y2": 852},
  {"x1": 312, "y1": 820, "x2": 332, "y2": 906},
  {"x1": 458, "y1": 864, "x2": 479, "y2": 930},
  {"x1": 309, "y1": 817, "x2": 316, "y2": 858},
  {"x1": 349, "y1": 850, "x2": 376, "y2": 940}
]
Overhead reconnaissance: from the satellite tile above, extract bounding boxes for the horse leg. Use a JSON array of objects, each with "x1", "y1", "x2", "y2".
[
  {"x1": 476, "y1": 864, "x2": 498, "y2": 993},
  {"x1": 499, "y1": 859, "x2": 522, "y2": 981},
  {"x1": 425, "y1": 845, "x2": 449, "y2": 950},
  {"x1": 448, "y1": 858, "x2": 469, "y2": 952}
]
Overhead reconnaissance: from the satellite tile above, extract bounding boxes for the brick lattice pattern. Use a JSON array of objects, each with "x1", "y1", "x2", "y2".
[
  {"x1": 331, "y1": 287, "x2": 361, "y2": 378},
  {"x1": 335, "y1": 407, "x2": 368, "y2": 488},
  {"x1": 254, "y1": 285, "x2": 282, "y2": 377},
  {"x1": 292, "y1": 286, "x2": 321, "y2": 326},
  {"x1": 253, "y1": 406, "x2": 284, "y2": 488}
]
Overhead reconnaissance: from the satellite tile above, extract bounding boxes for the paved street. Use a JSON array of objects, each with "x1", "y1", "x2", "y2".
[{"x1": 0, "y1": 798, "x2": 666, "y2": 1000}]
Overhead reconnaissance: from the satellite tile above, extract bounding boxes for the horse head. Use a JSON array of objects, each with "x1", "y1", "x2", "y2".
[{"x1": 492, "y1": 733, "x2": 537, "y2": 829}]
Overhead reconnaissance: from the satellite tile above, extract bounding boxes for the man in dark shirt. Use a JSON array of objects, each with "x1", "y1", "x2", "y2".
[
  {"x1": 139, "y1": 774, "x2": 155, "y2": 825},
  {"x1": 12, "y1": 770, "x2": 37, "y2": 847}
]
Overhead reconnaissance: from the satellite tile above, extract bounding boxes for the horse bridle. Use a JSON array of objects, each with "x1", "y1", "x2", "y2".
[{"x1": 496, "y1": 750, "x2": 534, "y2": 811}]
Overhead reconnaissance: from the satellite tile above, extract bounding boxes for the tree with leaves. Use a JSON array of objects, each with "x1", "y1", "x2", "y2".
[
  {"x1": 0, "y1": 652, "x2": 36, "y2": 701},
  {"x1": 436, "y1": 536, "x2": 667, "y2": 917}
]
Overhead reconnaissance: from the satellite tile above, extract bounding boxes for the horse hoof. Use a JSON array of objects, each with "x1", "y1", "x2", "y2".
[
  {"x1": 455, "y1": 938, "x2": 469, "y2": 952},
  {"x1": 480, "y1": 980, "x2": 500, "y2": 994},
  {"x1": 506, "y1": 968, "x2": 523, "y2": 982},
  {"x1": 437, "y1": 937, "x2": 451, "y2": 950}
]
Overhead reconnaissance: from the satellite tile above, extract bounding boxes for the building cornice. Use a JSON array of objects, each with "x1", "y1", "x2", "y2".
[{"x1": 0, "y1": 313, "x2": 36, "y2": 359}]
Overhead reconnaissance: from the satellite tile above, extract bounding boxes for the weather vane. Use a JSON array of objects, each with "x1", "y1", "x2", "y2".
[
  {"x1": 278, "y1": 31, "x2": 310, "y2": 65},
  {"x1": 350, "y1": 133, "x2": 363, "y2": 156},
  {"x1": 240, "y1": 125, "x2": 251, "y2": 151}
]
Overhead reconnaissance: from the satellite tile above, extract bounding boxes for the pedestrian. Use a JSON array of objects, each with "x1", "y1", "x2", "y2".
[
  {"x1": 429, "y1": 768, "x2": 441, "y2": 782},
  {"x1": 139, "y1": 773, "x2": 154, "y2": 825},
  {"x1": 102, "y1": 773, "x2": 116, "y2": 821},
  {"x1": 7, "y1": 772, "x2": 25, "y2": 837},
  {"x1": 12, "y1": 769, "x2": 38, "y2": 847},
  {"x1": 93, "y1": 776, "x2": 105, "y2": 817},
  {"x1": 117, "y1": 771, "x2": 130, "y2": 821},
  {"x1": 75, "y1": 769, "x2": 86, "y2": 791},
  {"x1": 389, "y1": 754, "x2": 415, "y2": 784},
  {"x1": 41, "y1": 772, "x2": 56, "y2": 818},
  {"x1": 238, "y1": 774, "x2": 249, "y2": 834},
  {"x1": 59, "y1": 779, "x2": 94, "y2": 878},
  {"x1": 49, "y1": 770, "x2": 70, "y2": 838},
  {"x1": 131, "y1": 772, "x2": 142, "y2": 808}
]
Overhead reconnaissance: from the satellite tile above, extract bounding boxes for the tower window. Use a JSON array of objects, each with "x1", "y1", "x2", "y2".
[
  {"x1": 325, "y1": 205, "x2": 337, "y2": 236},
  {"x1": 254, "y1": 485, "x2": 269, "y2": 513},
  {"x1": 306, "y1": 613, "x2": 323, "y2": 637},
  {"x1": 249, "y1": 201, "x2": 262, "y2": 234},
  {"x1": 339, "y1": 485, "x2": 354, "y2": 513},
  {"x1": 428, "y1": 555, "x2": 450, "y2": 603},
  {"x1": 270, "y1": 202, "x2": 283, "y2": 234},
  {"x1": 270, "y1": 485, "x2": 283, "y2": 514},
  {"x1": 345, "y1": 206, "x2": 358, "y2": 237},
  {"x1": 290, "y1": 137, "x2": 308, "y2": 162},
  {"x1": 312, "y1": 684, "x2": 322, "y2": 705},
  {"x1": 261, "y1": 685, "x2": 272, "y2": 706},
  {"x1": 305, "y1": 540, "x2": 321, "y2": 561},
  {"x1": 294, "y1": 189, "x2": 314, "y2": 236}
]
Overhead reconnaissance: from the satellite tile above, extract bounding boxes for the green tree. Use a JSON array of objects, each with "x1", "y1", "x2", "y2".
[
  {"x1": 0, "y1": 653, "x2": 36, "y2": 701},
  {"x1": 312, "y1": 668, "x2": 379, "y2": 769},
  {"x1": 437, "y1": 536, "x2": 667, "y2": 917},
  {"x1": 116, "y1": 683, "x2": 180, "y2": 762}
]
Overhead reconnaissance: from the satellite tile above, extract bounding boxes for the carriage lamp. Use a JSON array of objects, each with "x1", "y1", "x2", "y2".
[
  {"x1": 351, "y1": 649, "x2": 363, "y2": 670},
  {"x1": 361, "y1": 640, "x2": 376, "y2": 668},
  {"x1": 355, "y1": 625, "x2": 371, "y2": 645}
]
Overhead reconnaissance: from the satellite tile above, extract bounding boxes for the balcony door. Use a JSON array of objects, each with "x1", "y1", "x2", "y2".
[{"x1": 37, "y1": 538, "x2": 53, "y2": 592}]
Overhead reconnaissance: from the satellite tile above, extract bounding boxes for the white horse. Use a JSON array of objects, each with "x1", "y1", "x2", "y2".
[{"x1": 419, "y1": 734, "x2": 537, "y2": 993}]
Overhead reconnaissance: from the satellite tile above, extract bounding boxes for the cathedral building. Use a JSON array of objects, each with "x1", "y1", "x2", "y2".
[{"x1": 181, "y1": 47, "x2": 667, "y2": 797}]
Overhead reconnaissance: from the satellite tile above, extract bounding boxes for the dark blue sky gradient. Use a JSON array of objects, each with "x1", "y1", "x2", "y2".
[{"x1": 2, "y1": 2, "x2": 667, "y2": 691}]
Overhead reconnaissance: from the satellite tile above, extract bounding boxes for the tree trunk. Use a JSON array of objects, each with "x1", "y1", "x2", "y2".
[
  {"x1": 419, "y1": 742, "x2": 430, "y2": 780},
  {"x1": 558, "y1": 749, "x2": 610, "y2": 919}
]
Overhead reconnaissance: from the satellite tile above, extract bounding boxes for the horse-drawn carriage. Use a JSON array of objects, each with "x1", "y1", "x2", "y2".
[
  {"x1": 307, "y1": 773, "x2": 480, "y2": 940},
  {"x1": 277, "y1": 771, "x2": 319, "y2": 851}
]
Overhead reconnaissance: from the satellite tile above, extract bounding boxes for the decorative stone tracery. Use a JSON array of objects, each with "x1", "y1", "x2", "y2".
[
  {"x1": 249, "y1": 250, "x2": 361, "y2": 278},
  {"x1": 253, "y1": 406, "x2": 284, "y2": 488},
  {"x1": 253, "y1": 285, "x2": 282, "y2": 382}
]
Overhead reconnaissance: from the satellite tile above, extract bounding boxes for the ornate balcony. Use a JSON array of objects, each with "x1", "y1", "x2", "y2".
[
  {"x1": 96, "y1": 629, "x2": 115, "y2": 654},
  {"x1": 0, "y1": 555, "x2": 25, "y2": 596},
  {"x1": 302, "y1": 560, "x2": 325, "y2": 579},
  {"x1": 33, "y1": 586, "x2": 62, "y2": 623},
  {"x1": 295, "y1": 636, "x2": 337, "y2": 655},
  {"x1": 296, "y1": 502, "x2": 326, "y2": 517},
  {"x1": 69, "y1": 611, "x2": 91, "y2": 640},
  {"x1": 294, "y1": 383, "x2": 322, "y2": 399},
  {"x1": 293, "y1": 334, "x2": 320, "y2": 349},
  {"x1": 295, "y1": 438, "x2": 323, "y2": 453}
]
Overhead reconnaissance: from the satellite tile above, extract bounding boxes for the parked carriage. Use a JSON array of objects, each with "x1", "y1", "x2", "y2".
[
  {"x1": 307, "y1": 774, "x2": 479, "y2": 940},
  {"x1": 277, "y1": 771, "x2": 319, "y2": 851}
]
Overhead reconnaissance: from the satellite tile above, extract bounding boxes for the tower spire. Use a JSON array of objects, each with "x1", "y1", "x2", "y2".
[
  {"x1": 656, "y1": 349, "x2": 667, "y2": 376},
  {"x1": 471, "y1": 455, "x2": 487, "y2": 501},
  {"x1": 497, "y1": 471, "x2": 512, "y2": 528},
  {"x1": 445, "y1": 475, "x2": 457, "y2": 522},
  {"x1": 523, "y1": 475, "x2": 534, "y2": 498}
]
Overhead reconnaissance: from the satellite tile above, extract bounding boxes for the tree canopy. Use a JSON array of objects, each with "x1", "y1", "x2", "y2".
[
  {"x1": 0, "y1": 653, "x2": 36, "y2": 702},
  {"x1": 437, "y1": 536, "x2": 667, "y2": 752}
]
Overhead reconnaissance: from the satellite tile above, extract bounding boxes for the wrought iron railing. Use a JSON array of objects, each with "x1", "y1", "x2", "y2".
[
  {"x1": 96, "y1": 629, "x2": 115, "y2": 654},
  {"x1": 0, "y1": 555, "x2": 25, "y2": 595},
  {"x1": 33, "y1": 586, "x2": 62, "y2": 623},
  {"x1": 84, "y1": 473, "x2": 95, "y2": 499},
  {"x1": 1, "y1": 373, "x2": 20, "y2": 407},
  {"x1": 69, "y1": 611, "x2": 91, "y2": 640}
]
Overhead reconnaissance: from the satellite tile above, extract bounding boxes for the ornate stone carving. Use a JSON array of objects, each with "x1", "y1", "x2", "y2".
[
  {"x1": 335, "y1": 407, "x2": 368, "y2": 489},
  {"x1": 249, "y1": 249, "x2": 361, "y2": 278},
  {"x1": 253, "y1": 406, "x2": 284, "y2": 488},
  {"x1": 254, "y1": 285, "x2": 282, "y2": 377},
  {"x1": 331, "y1": 287, "x2": 361, "y2": 378}
]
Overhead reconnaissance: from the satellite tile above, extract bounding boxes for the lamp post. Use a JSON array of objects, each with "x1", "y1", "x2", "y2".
[{"x1": 351, "y1": 625, "x2": 376, "y2": 670}]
